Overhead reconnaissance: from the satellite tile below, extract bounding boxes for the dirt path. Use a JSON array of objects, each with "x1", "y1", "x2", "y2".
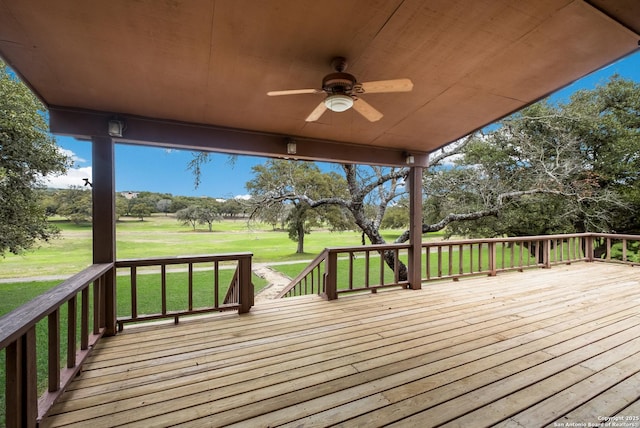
[{"x1": 252, "y1": 264, "x2": 294, "y2": 302}]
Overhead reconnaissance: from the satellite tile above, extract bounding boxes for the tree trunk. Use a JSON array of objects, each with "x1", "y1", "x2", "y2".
[
  {"x1": 352, "y1": 213, "x2": 409, "y2": 281},
  {"x1": 296, "y1": 221, "x2": 305, "y2": 254}
]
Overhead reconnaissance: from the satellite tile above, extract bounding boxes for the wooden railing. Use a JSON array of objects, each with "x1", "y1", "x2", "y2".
[
  {"x1": 276, "y1": 250, "x2": 329, "y2": 298},
  {"x1": 2, "y1": 234, "x2": 638, "y2": 426},
  {"x1": 115, "y1": 252, "x2": 253, "y2": 330},
  {"x1": 1, "y1": 252, "x2": 253, "y2": 427},
  {"x1": 280, "y1": 233, "x2": 640, "y2": 300},
  {"x1": 590, "y1": 233, "x2": 640, "y2": 266},
  {"x1": 0, "y1": 263, "x2": 113, "y2": 427},
  {"x1": 278, "y1": 244, "x2": 411, "y2": 299},
  {"x1": 423, "y1": 234, "x2": 589, "y2": 281}
]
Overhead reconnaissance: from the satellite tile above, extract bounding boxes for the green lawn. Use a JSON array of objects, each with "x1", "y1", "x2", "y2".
[{"x1": 0, "y1": 214, "x2": 419, "y2": 279}]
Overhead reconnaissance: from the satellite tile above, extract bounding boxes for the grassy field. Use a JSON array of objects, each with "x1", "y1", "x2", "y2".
[
  {"x1": 0, "y1": 214, "x2": 428, "y2": 315},
  {"x1": 0, "y1": 214, "x2": 413, "y2": 280}
]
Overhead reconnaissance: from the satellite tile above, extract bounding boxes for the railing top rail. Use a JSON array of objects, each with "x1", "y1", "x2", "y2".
[
  {"x1": 590, "y1": 233, "x2": 640, "y2": 240},
  {"x1": 115, "y1": 252, "x2": 253, "y2": 267},
  {"x1": 422, "y1": 233, "x2": 595, "y2": 247},
  {"x1": 325, "y1": 243, "x2": 412, "y2": 253},
  {"x1": 0, "y1": 262, "x2": 113, "y2": 348}
]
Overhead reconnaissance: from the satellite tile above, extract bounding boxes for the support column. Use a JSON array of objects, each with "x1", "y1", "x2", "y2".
[
  {"x1": 407, "y1": 165, "x2": 424, "y2": 290},
  {"x1": 92, "y1": 136, "x2": 117, "y2": 336}
]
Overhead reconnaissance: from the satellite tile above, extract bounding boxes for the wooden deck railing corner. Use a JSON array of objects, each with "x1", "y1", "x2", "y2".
[
  {"x1": 1, "y1": 263, "x2": 113, "y2": 427},
  {"x1": 115, "y1": 252, "x2": 254, "y2": 329}
]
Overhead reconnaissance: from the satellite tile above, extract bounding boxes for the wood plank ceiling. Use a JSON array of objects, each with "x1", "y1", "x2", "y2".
[{"x1": 0, "y1": 0, "x2": 638, "y2": 164}]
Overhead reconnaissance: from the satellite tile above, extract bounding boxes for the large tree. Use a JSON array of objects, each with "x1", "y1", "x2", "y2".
[
  {"x1": 429, "y1": 93, "x2": 629, "y2": 240},
  {"x1": 0, "y1": 61, "x2": 70, "y2": 255},
  {"x1": 562, "y1": 75, "x2": 640, "y2": 233},
  {"x1": 55, "y1": 186, "x2": 92, "y2": 224},
  {"x1": 246, "y1": 159, "x2": 352, "y2": 253},
  {"x1": 189, "y1": 77, "x2": 638, "y2": 278}
]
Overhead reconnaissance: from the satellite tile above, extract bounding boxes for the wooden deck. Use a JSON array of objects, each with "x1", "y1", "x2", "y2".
[{"x1": 41, "y1": 263, "x2": 640, "y2": 428}]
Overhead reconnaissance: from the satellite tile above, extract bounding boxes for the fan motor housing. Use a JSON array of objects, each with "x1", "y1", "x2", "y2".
[{"x1": 322, "y1": 72, "x2": 357, "y2": 94}]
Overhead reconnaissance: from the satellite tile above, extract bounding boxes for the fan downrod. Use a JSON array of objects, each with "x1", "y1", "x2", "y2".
[{"x1": 331, "y1": 57, "x2": 348, "y2": 72}]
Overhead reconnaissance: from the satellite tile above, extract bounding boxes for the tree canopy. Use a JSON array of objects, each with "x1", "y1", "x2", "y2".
[
  {"x1": 0, "y1": 61, "x2": 70, "y2": 255},
  {"x1": 427, "y1": 76, "x2": 637, "y2": 239}
]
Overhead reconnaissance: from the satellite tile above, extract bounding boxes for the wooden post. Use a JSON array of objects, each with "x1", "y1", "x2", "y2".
[
  {"x1": 585, "y1": 234, "x2": 594, "y2": 262},
  {"x1": 238, "y1": 255, "x2": 253, "y2": 313},
  {"x1": 323, "y1": 251, "x2": 338, "y2": 300},
  {"x1": 488, "y1": 242, "x2": 497, "y2": 276},
  {"x1": 407, "y1": 165, "x2": 423, "y2": 290},
  {"x1": 543, "y1": 239, "x2": 552, "y2": 268},
  {"x1": 92, "y1": 136, "x2": 117, "y2": 336}
]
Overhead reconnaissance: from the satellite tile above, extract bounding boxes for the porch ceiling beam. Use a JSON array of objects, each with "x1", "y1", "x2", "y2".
[{"x1": 49, "y1": 107, "x2": 429, "y2": 167}]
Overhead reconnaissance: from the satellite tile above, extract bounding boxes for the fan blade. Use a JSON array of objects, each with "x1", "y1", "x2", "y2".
[
  {"x1": 360, "y1": 78, "x2": 413, "y2": 94},
  {"x1": 352, "y1": 98, "x2": 383, "y2": 122},
  {"x1": 267, "y1": 88, "x2": 322, "y2": 96},
  {"x1": 305, "y1": 101, "x2": 327, "y2": 122}
]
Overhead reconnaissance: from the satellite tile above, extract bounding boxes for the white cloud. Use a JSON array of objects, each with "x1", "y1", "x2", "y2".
[
  {"x1": 234, "y1": 194, "x2": 252, "y2": 200},
  {"x1": 58, "y1": 147, "x2": 87, "y2": 165},
  {"x1": 43, "y1": 166, "x2": 93, "y2": 189},
  {"x1": 40, "y1": 147, "x2": 92, "y2": 188}
]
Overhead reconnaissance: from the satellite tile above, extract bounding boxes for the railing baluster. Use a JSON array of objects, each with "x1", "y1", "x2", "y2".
[
  {"x1": 425, "y1": 246, "x2": 430, "y2": 280},
  {"x1": 6, "y1": 327, "x2": 38, "y2": 428},
  {"x1": 349, "y1": 251, "x2": 354, "y2": 290},
  {"x1": 510, "y1": 243, "x2": 515, "y2": 269},
  {"x1": 214, "y1": 261, "x2": 220, "y2": 307},
  {"x1": 81, "y1": 287, "x2": 89, "y2": 351},
  {"x1": 93, "y1": 278, "x2": 101, "y2": 335},
  {"x1": 379, "y1": 250, "x2": 385, "y2": 285},
  {"x1": 394, "y1": 248, "x2": 400, "y2": 283},
  {"x1": 48, "y1": 310, "x2": 60, "y2": 392},
  {"x1": 131, "y1": 266, "x2": 137, "y2": 320},
  {"x1": 188, "y1": 263, "x2": 194, "y2": 311},
  {"x1": 364, "y1": 250, "x2": 371, "y2": 288},
  {"x1": 161, "y1": 265, "x2": 167, "y2": 315},
  {"x1": 67, "y1": 296, "x2": 77, "y2": 368}
]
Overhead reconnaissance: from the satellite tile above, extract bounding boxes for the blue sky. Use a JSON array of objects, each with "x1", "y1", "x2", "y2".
[{"x1": 47, "y1": 51, "x2": 640, "y2": 199}]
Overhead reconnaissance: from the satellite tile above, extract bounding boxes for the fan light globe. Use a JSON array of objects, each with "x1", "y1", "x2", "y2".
[{"x1": 324, "y1": 94, "x2": 353, "y2": 112}]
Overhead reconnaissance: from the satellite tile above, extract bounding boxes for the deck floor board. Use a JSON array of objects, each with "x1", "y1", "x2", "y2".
[{"x1": 41, "y1": 263, "x2": 640, "y2": 427}]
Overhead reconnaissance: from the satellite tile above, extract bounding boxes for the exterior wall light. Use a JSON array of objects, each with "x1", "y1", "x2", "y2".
[
  {"x1": 108, "y1": 119, "x2": 124, "y2": 137},
  {"x1": 287, "y1": 141, "x2": 297, "y2": 155}
]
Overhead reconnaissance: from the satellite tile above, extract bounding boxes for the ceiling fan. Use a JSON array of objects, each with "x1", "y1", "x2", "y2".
[{"x1": 267, "y1": 57, "x2": 413, "y2": 122}]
